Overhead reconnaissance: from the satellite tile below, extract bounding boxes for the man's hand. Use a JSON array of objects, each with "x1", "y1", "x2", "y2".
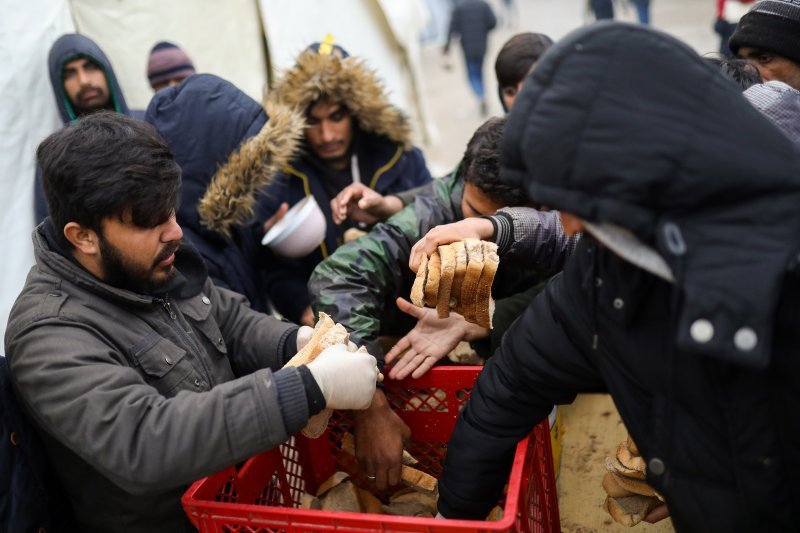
[
  {"x1": 385, "y1": 297, "x2": 487, "y2": 380},
  {"x1": 330, "y1": 183, "x2": 404, "y2": 226},
  {"x1": 306, "y1": 344, "x2": 378, "y2": 410},
  {"x1": 299, "y1": 306, "x2": 315, "y2": 327},
  {"x1": 353, "y1": 389, "x2": 411, "y2": 490},
  {"x1": 409, "y1": 218, "x2": 494, "y2": 272},
  {"x1": 263, "y1": 202, "x2": 289, "y2": 235},
  {"x1": 296, "y1": 326, "x2": 314, "y2": 351},
  {"x1": 644, "y1": 503, "x2": 670, "y2": 523}
]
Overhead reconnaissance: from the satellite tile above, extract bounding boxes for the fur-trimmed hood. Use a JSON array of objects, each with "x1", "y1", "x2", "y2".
[{"x1": 266, "y1": 45, "x2": 413, "y2": 150}]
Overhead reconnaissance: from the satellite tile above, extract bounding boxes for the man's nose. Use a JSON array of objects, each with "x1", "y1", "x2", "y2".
[
  {"x1": 320, "y1": 121, "x2": 336, "y2": 142},
  {"x1": 77, "y1": 68, "x2": 91, "y2": 86},
  {"x1": 162, "y1": 216, "x2": 183, "y2": 242}
]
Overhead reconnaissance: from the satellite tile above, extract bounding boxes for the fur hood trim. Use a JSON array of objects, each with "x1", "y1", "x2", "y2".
[
  {"x1": 199, "y1": 101, "x2": 305, "y2": 235},
  {"x1": 266, "y1": 49, "x2": 413, "y2": 150}
]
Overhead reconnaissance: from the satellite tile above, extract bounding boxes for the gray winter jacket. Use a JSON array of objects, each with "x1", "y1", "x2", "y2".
[{"x1": 4, "y1": 223, "x2": 309, "y2": 532}]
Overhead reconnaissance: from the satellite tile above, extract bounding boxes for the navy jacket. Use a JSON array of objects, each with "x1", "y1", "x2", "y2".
[
  {"x1": 445, "y1": 0, "x2": 497, "y2": 60},
  {"x1": 259, "y1": 134, "x2": 431, "y2": 323},
  {"x1": 146, "y1": 74, "x2": 271, "y2": 313},
  {"x1": 35, "y1": 33, "x2": 140, "y2": 223}
]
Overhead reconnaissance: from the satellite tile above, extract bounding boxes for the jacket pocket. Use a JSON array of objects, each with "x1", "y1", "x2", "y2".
[
  {"x1": 129, "y1": 331, "x2": 194, "y2": 395},
  {"x1": 180, "y1": 293, "x2": 228, "y2": 356}
]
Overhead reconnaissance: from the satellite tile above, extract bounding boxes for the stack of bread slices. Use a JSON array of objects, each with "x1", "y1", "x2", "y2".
[
  {"x1": 410, "y1": 239, "x2": 499, "y2": 329},
  {"x1": 603, "y1": 435, "x2": 664, "y2": 527}
]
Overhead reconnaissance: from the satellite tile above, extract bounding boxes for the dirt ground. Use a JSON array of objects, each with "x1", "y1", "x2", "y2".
[{"x1": 556, "y1": 394, "x2": 674, "y2": 533}]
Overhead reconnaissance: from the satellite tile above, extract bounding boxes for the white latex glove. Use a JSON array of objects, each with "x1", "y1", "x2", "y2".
[
  {"x1": 296, "y1": 326, "x2": 314, "y2": 351},
  {"x1": 306, "y1": 344, "x2": 378, "y2": 410},
  {"x1": 435, "y1": 512, "x2": 446, "y2": 519}
]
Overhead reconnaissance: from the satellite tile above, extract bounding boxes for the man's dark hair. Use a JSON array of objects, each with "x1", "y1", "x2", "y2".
[
  {"x1": 494, "y1": 32, "x2": 553, "y2": 89},
  {"x1": 37, "y1": 111, "x2": 181, "y2": 247},
  {"x1": 461, "y1": 116, "x2": 526, "y2": 207},
  {"x1": 705, "y1": 55, "x2": 762, "y2": 91}
]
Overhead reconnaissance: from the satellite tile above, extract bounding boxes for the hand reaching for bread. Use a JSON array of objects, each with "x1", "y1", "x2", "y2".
[
  {"x1": 409, "y1": 218, "x2": 494, "y2": 272},
  {"x1": 385, "y1": 297, "x2": 488, "y2": 380}
]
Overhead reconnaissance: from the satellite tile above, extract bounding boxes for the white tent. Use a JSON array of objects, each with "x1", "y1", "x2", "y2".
[{"x1": 0, "y1": 0, "x2": 432, "y2": 343}]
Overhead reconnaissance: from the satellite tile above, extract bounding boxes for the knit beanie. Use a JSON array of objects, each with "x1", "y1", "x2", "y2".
[
  {"x1": 729, "y1": 0, "x2": 800, "y2": 65},
  {"x1": 147, "y1": 41, "x2": 196, "y2": 89}
]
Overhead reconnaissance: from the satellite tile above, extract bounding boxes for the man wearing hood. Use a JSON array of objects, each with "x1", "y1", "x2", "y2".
[
  {"x1": 201, "y1": 40, "x2": 431, "y2": 328},
  {"x1": 34, "y1": 33, "x2": 141, "y2": 223},
  {"x1": 429, "y1": 22, "x2": 800, "y2": 530}
]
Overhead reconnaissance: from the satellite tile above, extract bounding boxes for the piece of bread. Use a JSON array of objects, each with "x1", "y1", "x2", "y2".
[
  {"x1": 450, "y1": 241, "x2": 467, "y2": 312},
  {"x1": 605, "y1": 456, "x2": 647, "y2": 481},
  {"x1": 424, "y1": 250, "x2": 441, "y2": 307},
  {"x1": 436, "y1": 245, "x2": 457, "y2": 318},
  {"x1": 602, "y1": 472, "x2": 637, "y2": 498},
  {"x1": 284, "y1": 312, "x2": 336, "y2": 368},
  {"x1": 627, "y1": 434, "x2": 640, "y2": 457},
  {"x1": 410, "y1": 254, "x2": 428, "y2": 307},
  {"x1": 616, "y1": 441, "x2": 647, "y2": 474},
  {"x1": 284, "y1": 313, "x2": 350, "y2": 439},
  {"x1": 390, "y1": 488, "x2": 438, "y2": 516},
  {"x1": 604, "y1": 495, "x2": 659, "y2": 527},
  {"x1": 316, "y1": 471, "x2": 351, "y2": 497},
  {"x1": 606, "y1": 469, "x2": 658, "y2": 498},
  {"x1": 357, "y1": 488, "x2": 385, "y2": 514},
  {"x1": 473, "y1": 241, "x2": 499, "y2": 328},
  {"x1": 300, "y1": 492, "x2": 322, "y2": 510},
  {"x1": 459, "y1": 239, "x2": 485, "y2": 322},
  {"x1": 321, "y1": 480, "x2": 361, "y2": 512},
  {"x1": 400, "y1": 465, "x2": 438, "y2": 495},
  {"x1": 486, "y1": 505, "x2": 504, "y2": 521}
]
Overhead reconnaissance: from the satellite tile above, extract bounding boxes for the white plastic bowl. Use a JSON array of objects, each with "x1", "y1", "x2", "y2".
[{"x1": 261, "y1": 196, "x2": 327, "y2": 259}]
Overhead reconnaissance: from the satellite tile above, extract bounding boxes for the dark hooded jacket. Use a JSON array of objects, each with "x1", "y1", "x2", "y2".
[
  {"x1": 34, "y1": 33, "x2": 141, "y2": 223},
  {"x1": 438, "y1": 23, "x2": 800, "y2": 531},
  {"x1": 145, "y1": 74, "x2": 272, "y2": 313},
  {"x1": 445, "y1": 0, "x2": 497, "y2": 60}
]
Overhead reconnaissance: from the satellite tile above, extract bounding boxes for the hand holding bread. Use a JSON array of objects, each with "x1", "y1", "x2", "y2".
[
  {"x1": 409, "y1": 218, "x2": 494, "y2": 273},
  {"x1": 410, "y1": 238, "x2": 499, "y2": 329},
  {"x1": 285, "y1": 312, "x2": 380, "y2": 437}
]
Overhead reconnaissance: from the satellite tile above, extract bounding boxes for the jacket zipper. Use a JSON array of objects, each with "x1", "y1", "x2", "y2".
[{"x1": 158, "y1": 295, "x2": 215, "y2": 387}]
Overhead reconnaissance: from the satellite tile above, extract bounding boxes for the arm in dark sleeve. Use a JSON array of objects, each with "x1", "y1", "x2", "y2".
[
  {"x1": 261, "y1": 252, "x2": 313, "y2": 324},
  {"x1": 309, "y1": 205, "x2": 421, "y2": 367},
  {"x1": 438, "y1": 273, "x2": 604, "y2": 519},
  {"x1": 488, "y1": 207, "x2": 579, "y2": 275}
]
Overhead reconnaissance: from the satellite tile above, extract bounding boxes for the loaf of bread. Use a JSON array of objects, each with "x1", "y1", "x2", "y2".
[
  {"x1": 283, "y1": 312, "x2": 349, "y2": 438},
  {"x1": 602, "y1": 434, "x2": 663, "y2": 527},
  {"x1": 410, "y1": 239, "x2": 498, "y2": 328}
]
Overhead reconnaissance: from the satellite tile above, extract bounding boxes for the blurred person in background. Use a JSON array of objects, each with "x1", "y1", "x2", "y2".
[
  {"x1": 494, "y1": 32, "x2": 554, "y2": 112},
  {"x1": 729, "y1": 0, "x2": 800, "y2": 91},
  {"x1": 444, "y1": 0, "x2": 497, "y2": 116},
  {"x1": 714, "y1": 0, "x2": 756, "y2": 56},
  {"x1": 591, "y1": 0, "x2": 652, "y2": 24},
  {"x1": 147, "y1": 41, "x2": 196, "y2": 92},
  {"x1": 34, "y1": 33, "x2": 141, "y2": 224}
]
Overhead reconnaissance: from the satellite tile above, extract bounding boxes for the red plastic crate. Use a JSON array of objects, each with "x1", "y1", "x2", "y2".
[{"x1": 182, "y1": 366, "x2": 559, "y2": 532}]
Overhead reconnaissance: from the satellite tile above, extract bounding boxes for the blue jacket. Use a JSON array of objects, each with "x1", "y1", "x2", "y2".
[
  {"x1": 145, "y1": 74, "x2": 271, "y2": 313},
  {"x1": 34, "y1": 33, "x2": 140, "y2": 223},
  {"x1": 259, "y1": 136, "x2": 431, "y2": 323}
]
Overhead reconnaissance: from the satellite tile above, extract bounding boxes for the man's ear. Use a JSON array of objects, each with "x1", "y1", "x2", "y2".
[{"x1": 64, "y1": 222, "x2": 100, "y2": 255}]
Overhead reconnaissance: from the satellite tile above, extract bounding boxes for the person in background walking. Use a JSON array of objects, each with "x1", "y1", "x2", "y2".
[
  {"x1": 591, "y1": 0, "x2": 651, "y2": 25},
  {"x1": 714, "y1": 0, "x2": 756, "y2": 56},
  {"x1": 444, "y1": 0, "x2": 497, "y2": 116}
]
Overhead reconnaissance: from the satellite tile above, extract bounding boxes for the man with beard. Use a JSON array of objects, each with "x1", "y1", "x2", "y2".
[
  {"x1": 5, "y1": 112, "x2": 380, "y2": 532},
  {"x1": 34, "y1": 33, "x2": 142, "y2": 223}
]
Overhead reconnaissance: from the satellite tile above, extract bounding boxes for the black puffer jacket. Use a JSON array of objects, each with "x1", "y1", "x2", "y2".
[{"x1": 438, "y1": 23, "x2": 800, "y2": 531}]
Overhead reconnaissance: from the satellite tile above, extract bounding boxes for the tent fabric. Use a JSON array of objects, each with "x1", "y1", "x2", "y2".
[
  {"x1": 0, "y1": 0, "x2": 74, "y2": 344},
  {"x1": 0, "y1": 0, "x2": 433, "y2": 344}
]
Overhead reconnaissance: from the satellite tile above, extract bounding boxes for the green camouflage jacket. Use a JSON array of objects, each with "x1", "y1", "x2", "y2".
[{"x1": 309, "y1": 170, "x2": 543, "y2": 365}]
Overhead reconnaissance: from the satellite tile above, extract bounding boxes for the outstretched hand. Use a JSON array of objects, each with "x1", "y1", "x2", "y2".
[
  {"x1": 408, "y1": 217, "x2": 494, "y2": 272},
  {"x1": 385, "y1": 297, "x2": 487, "y2": 380},
  {"x1": 330, "y1": 183, "x2": 403, "y2": 225}
]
